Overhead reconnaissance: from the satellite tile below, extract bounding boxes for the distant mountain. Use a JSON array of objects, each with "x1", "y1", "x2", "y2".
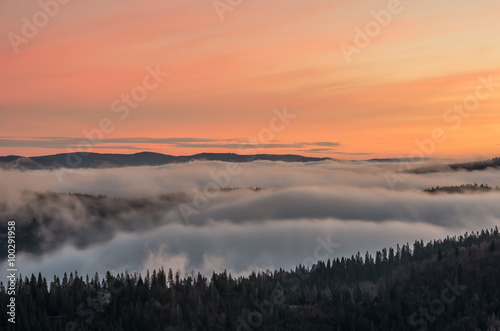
[
  {"x1": 0, "y1": 152, "x2": 332, "y2": 170},
  {"x1": 412, "y1": 157, "x2": 500, "y2": 174}
]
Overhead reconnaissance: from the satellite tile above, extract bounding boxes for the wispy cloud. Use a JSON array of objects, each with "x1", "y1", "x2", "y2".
[
  {"x1": 0, "y1": 137, "x2": 342, "y2": 153},
  {"x1": 331, "y1": 151, "x2": 373, "y2": 156}
]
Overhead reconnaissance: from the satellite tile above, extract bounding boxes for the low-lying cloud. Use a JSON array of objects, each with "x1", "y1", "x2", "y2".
[{"x1": 1, "y1": 160, "x2": 500, "y2": 280}]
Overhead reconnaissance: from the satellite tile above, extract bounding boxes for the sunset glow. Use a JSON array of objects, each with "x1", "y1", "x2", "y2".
[{"x1": 1, "y1": 0, "x2": 500, "y2": 158}]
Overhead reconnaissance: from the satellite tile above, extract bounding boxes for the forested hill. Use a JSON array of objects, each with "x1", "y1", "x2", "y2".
[
  {"x1": 412, "y1": 157, "x2": 500, "y2": 174},
  {"x1": 448, "y1": 157, "x2": 500, "y2": 172},
  {"x1": 1, "y1": 227, "x2": 500, "y2": 330},
  {"x1": 424, "y1": 183, "x2": 500, "y2": 194}
]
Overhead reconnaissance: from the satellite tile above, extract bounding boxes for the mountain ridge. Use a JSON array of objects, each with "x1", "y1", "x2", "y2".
[
  {"x1": 412, "y1": 156, "x2": 500, "y2": 174},
  {"x1": 0, "y1": 152, "x2": 333, "y2": 170}
]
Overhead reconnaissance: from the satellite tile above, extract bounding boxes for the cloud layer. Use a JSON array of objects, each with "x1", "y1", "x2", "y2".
[{"x1": 1, "y1": 160, "x2": 500, "y2": 279}]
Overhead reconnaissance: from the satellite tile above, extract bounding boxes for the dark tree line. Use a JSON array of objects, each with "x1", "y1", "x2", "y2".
[
  {"x1": 1, "y1": 227, "x2": 500, "y2": 330},
  {"x1": 424, "y1": 183, "x2": 499, "y2": 194},
  {"x1": 449, "y1": 157, "x2": 500, "y2": 172},
  {"x1": 412, "y1": 157, "x2": 500, "y2": 174}
]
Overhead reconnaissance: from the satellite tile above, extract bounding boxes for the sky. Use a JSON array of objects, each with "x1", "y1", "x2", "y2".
[{"x1": 1, "y1": 0, "x2": 500, "y2": 159}]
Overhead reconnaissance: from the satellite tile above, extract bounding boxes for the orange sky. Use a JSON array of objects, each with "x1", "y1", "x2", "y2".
[{"x1": 1, "y1": 0, "x2": 499, "y2": 159}]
